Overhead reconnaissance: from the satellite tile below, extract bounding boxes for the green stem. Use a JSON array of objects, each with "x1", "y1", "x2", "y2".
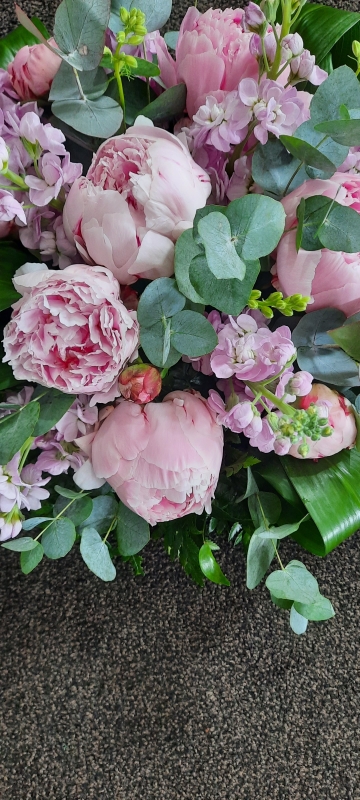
[
  {"x1": 34, "y1": 493, "x2": 86, "y2": 540},
  {"x1": 246, "y1": 381, "x2": 298, "y2": 419},
  {"x1": 269, "y1": 0, "x2": 292, "y2": 79},
  {"x1": 19, "y1": 437, "x2": 35, "y2": 472},
  {"x1": 282, "y1": 160, "x2": 304, "y2": 197},
  {"x1": 114, "y1": 44, "x2": 126, "y2": 132},
  {"x1": 226, "y1": 122, "x2": 256, "y2": 176},
  {"x1": 4, "y1": 169, "x2": 28, "y2": 190}
]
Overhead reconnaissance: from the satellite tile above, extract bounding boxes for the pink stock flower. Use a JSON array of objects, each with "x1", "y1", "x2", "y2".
[
  {"x1": 63, "y1": 124, "x2": 210, "y2": 285},
  {"x1": 25, "y1": 152, "x2": 82, "y2": 206},
  {"x1": 0, "y1": 189, "x2": 26, "y2": 225},
  {"x1": 289, "y1": 384, "x2": 357, "y2": 459},
  {"x1": 338, "y1": 147, "x2": 360, "y2": 173},
  {"x1": 244, "y1": 2, "x2": 267, "y2": 33},
  {"x1": 36, "y1": 442, "x2": 85, "y2": 475},
  {"x1": 3, "y1": 265, "x2": 139, "y2": 403},
  {"x1": 55, "y1": 396, "x2": 99, "y2": 442},
  {"x1": 7, "y1": 38, "x2": 61, "y2": 100},
  {"x1": 274, "y1": 173, "x2": 360, "y2": 315},
  {"x1": 19, "y1": 111, "x2": 66, "y2": 156},
  {"x1": 190, "y1": 90, "x2": 249, "y2": 151},
  {"x1": 210, "y1": 314, "x2": 296, "y2": 382},
  {"x1": 87, "y1": 391, "x2": 224, "y2": 525},
  {"x1": 118, "y1": 364, "x2": 162, "y2": 404},
  {"x1": 238, "y1": 77, "x2": 309, "y2": 145},
  {"x1": 20, "y1": 463, "x2": 50, "y2": 511},
  {"x1": 152, "y1": 7, "x2": 258, "y2": 118},
  {"x1": 226, "y1": 154, "x2": 253, "y2": 201},
  {"x1": 207, "y1": 389, "x2": 256, "y2": 432}
]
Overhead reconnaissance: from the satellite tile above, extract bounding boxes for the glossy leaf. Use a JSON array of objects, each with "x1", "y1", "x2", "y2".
[
  {"x1": 199, "y1": 542, "x2": 230, "y2": 586},
  {"x1": 41, "y1": 518, "x2": 76, "y2": 559},
  {"x1": 130, "y1": 57, "x2": 160, "y2": 78},
  {"x1": 32, "y1": 386, "x2": 76, "y2": 437},
  {"x1": 20, "y1": 543, "x2": 44, "y2": 574},
  {"x1": 80, "y1": 526, "x2": 116, "y2": 581},
  {"x1": 116, "y1": 502, "x2": 150, "y2": 556},
  {"x1": 0, "y1": 18, "x2": 49, "y2": 69},
  {"x1": 0, "y1": 402, "x2": 40, "y2": 465},
  {"x1": 140, "y1": 83, "x2": 186, "y2": 121},
  {"x1": 293, "y1": 5, "x2": 360, "y2": 71}
]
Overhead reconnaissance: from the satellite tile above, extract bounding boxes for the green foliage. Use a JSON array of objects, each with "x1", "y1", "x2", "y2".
[
  {"x1": 314, "y1": 118, "x2": 360, "y2": 146},
  {"x1": 294, "y1": 596, "x2": 335, "y2": 621},
  {"x1": 252, "y1": 138, "x2": 307, "y2": 197},
  {"x1": 140, "y1": 83, "x2": 187, "y2": 121},
  {"x1": 138, "y1": 278, "x2": 217, "y2": 368},
  {"x1": 266, "y1": 560, "x2": 320, "y2": 604},
  {"x1": 0, "y1": 243, "x2": 28, "y2": 312},
  {"x1": 199, "y1": 542, "x2": 230, "y2": 586},
  {"x1": 297, "y1": 195, "x2": 360, "y2": 253},
  {"x1": 289, "y1": 605, "x2": 308, "y2": 635},
  {"x1": 20, "y1": 543, "x2": 44, "y2": 574},
  {"x1": 50, "y1": 59, "x2": 123, "y2": 138},
  {"x1": 78, "y1": 495, "x2": 118, "y2": 536},
  {"x1": 110, "y1": 0, "x2": 172, "y2": 34},
  {"x1": 246, "y1": 534, "x2": 275, "y2": 590},
  {"x1": 80, "y1": 526, "x2": 116, "y2": 581},
  {"x1": 32, "y1": 386, "x2": 76, "y2": 437},
  {"x1": 0, "y1": 402, "x2": 40, "y2": 465},
  {"x1": 53, "y1": 494, "x2": 93, "y2": 527},
  {"x1": 41, "y1": 518, "x2": 76, "y2": 559},
  {"x1": 162, "y1": 518, "x2": 205, "y2": 587},
  {"x1": 54, "y1": 0, "x2": 111, "y2": 70},
  {"x1": 2, "y1": 537, "x2": 39, "y2": 552},
  {"x1": 292, "y1": 308, "x2": 360, "y2": 387},
  {"x1": 279, "y1": 135, "x2": 336, "y2": 176},
  {"x1": 116, "y1": 502, "x2": 150, "y2": 556},
  {"x1": 328, "y1": 317, "x2": 360, "y2": 361},
  {"x1": 293, "y1": 4, "x2": 360, "y2": 73}
]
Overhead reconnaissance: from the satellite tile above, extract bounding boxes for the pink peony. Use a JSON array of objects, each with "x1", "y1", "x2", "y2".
[
  {"x1": 151, "y1": 7, "x2": 258, "y2": 118},
  {"x1": 88, "y1": 391, "x2": 224, "y2": 525},
  {"x1": 63, "y1": 124, "x2": 210, "y2": 285},
  {"x1": 7, "y1": 38, "x2": 61, "y2": 100},
  {"x1": 289, "y1": 384, "x2": 357, "y2": 459},
  {"x1": 274, "y1": 173, "x2": 360, "y2": 316},
  {"x1": 3, "y1": 264, "x2": 139, "y2": 403}
]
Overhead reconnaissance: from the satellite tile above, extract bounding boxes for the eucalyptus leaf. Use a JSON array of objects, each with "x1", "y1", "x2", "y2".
[
  {"x1": 266, "y1": 560, "x2": 320, "y2": 604},
  {"x1": 280, "y1": 135, "x2": 336, "y2": 176},
  {"x1": 257, "y1": 519, "x2": 307, "y2": 540},
  {"x1": 248, "y1": 492, "x2": 282, "y2": 528},
  {"x1": 317, "y1": 202, "x2": 360, "y2": 252},
  {"x1": 32, "y1": 386, "x2": 76, "y2": 437},
  {"x1": 54, "y1": 0, "x2": 111, "y2": 70},
  {"x1": 2, "y1": 537, "x2": 38, "y2": 552},
  {"x1": 328, "y1": 320, "x2": 360, "y2": 361},
  {"x1": 0, "y1": 401, "x2": 40, "y2": 465},
  {"x1": 293, "y1": 119, "x2": 348, "y2": 179},
  {"x1": 197, "y1": 213, "x2": 246, "y2": 280},
  {"x1": 20, "y1": 543, "x2": 44, "y2": 574},
  {"x1": 116, "y1": 502, "x2": 150, "y2": 556},
  {"x1": 41, "y1": 518, "x2": 76, "y2": 559},
  {"x1": 110, "y1": 0, "x2": 172, "y2": 33},
  {"x1": 246, "y1": 534, "x2": 275, "y2": 590},
  {"x1": 270, "y1": 593, "x2": 293, "y2": 610},
  {"x1": 298, "y1": 195, "x2": 331, "y2": 251},
  {"x1": 174, "y1": 229, "x2": 205, "y2": 304},
  {"x1": 170, "y1": 310, "x2": 218, "y2": 357},
  {"x1": 225, "y1": 195, "x2": 286, "y2": 259},
  {"x1": 137, "y1": 278, "x2": 185, "y2": 327},
  {"x1": 189, "y1": 254, "x2": 259, "y2": 316},
  {"x1": 252, "y1": 138, "x2": 307, "y2": 197},
  {"x1": 53, "y1": 494, "x2": 93, "y2": 527},
  {"x1": 164, "y1": 30, "x2": 179, "y2": 49},
  {"x1": 289, "y1": 605, "x2": 309, "y2": 635},
  {"x1": 52, "y1": 94, "x2": 123, "y2": 138},
  {"x1": 140, "y1": 323, "x2": 181, "y2": 369},
  {"x1": 292, "y1": 308, "x2": 360, "y2": 387},
  {"x1": 314, "y1": 118, "x2": 360, "y2": 146},
  {"x1": 294, "y1": 595, "x2": 335, "y2": 621},
  {"x1": 199, "y1": 543, "x2": 230, "y2": 586},
  {"x1": 49, "y1": 61, "x2": 108, "y2": 102},
  {"x1": 55, "y1": 486, "x2": 82, "y2": 499},
  {"x1": 79, "y1": 495, "x2": 118, "y2": 536},
  {"x1": 22, "y1": 517, "x2": 53, "y2": 530},
  {"x1": 80, "y1": 526, "x2": 116, "y2": 581}
]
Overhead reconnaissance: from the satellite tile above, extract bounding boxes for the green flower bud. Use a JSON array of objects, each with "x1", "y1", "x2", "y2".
[
  {"x1": 120, "y1": 6, "x2": 130, "y2": 23},
  {"x1": 322, "y1": 426, "x2": 333, "y2": 437},
  {"x1": 127, "y1": 34, "x2": 144, "y2": 45},
  {"x1": 124, "y1": 54, "x2": 138, "y2": 68},
  {"x1": 297, "y1": 443, "x2": 309, "y2": 458}
]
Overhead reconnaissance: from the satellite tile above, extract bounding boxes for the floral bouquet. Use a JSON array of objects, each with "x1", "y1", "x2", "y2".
[{"x1": 1, "y1": 0, "x2": 360, "y2": 635}]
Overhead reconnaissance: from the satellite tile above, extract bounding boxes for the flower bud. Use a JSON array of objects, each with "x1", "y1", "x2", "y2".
[
  {"x1": 124, "y1": 54, "x2": 139, "y2": 68},
  {"x1": 120, "y1": 6, "x2": 130, "y2": 24},
  {"x1": 260, "y1": 0, "x2": 280, "y2": 24},
  {"x1": 244, "y1": 2, "x2": 267, "y2": 33},
  {"x1": 127, "y1": 35, "x2": 144, "y2": 46},
  {"x1": 0, "y1": 137, "x2": 9, "y2": 173},
  {"x1": 118, "y1": 364, "x2": 162, "y2": 404}
]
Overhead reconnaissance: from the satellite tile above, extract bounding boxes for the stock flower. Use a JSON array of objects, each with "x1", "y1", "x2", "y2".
[
  {"x1": 289, "y1": 384, "x2": 357, "y2": 459},
  {"x1": 274, "y1": 173, "x2": 360, "y2": 315},
  {"x1": 151, "y1": 7, "x2": 258, "y2": 117},
  {"x1": 63, "y1": 124, "x2": 210, "y2": 284},
  {"x1": 25, "y1": 152, "x2": 82, "y2": 206},
  {"x1": 19, "y1": 111, "x2": 66, "y2": 156},
  {"x1": 0, "y1": 189, "x2": 26, "y2": 225},
  {"x1": 210, "y1": 314, "x2": 296, "y2": 382},
  {"x1": 118, "y1": 364, "x2": 162, "y2": 404},
  {"x1": 190, "y1": 91, "x2": 249, "y2": 151},
  {"x1": 3, "y1": 265, "x2": 139, "y2": 402},
  {"x1": 7, "y1": 39, "x2": 61, "y2": 100},
  {"x1": 238, "y1": 77, "x2": 309, "y2": 144},
  {"x1": 87, "y1": 391, "x2": 224, "y2": 525}
]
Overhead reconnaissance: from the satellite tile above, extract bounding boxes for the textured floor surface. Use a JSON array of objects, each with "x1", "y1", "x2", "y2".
[{"x1": 1, "y1": 1, "x2": 360, "y2": 799}]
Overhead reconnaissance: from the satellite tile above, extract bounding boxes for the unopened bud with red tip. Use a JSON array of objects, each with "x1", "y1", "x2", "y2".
[{"x1": 119, "y1": 364, "x2": 162, "y2": 404}]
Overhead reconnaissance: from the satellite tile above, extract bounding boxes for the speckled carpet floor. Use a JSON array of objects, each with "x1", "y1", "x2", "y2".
[{"x1": 1, "y1": 2, "x2": 360, "y2": 799}]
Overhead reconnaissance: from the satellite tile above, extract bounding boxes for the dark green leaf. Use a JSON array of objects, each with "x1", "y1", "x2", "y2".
[
  {"x1": 121, "y1": 76, "x2": 156, "y2": 125},
  {"x1": 53, "y1": 494, "x2": 93, "y2": 527},
  {"x1": 290, "y1": 605, "x2": 308, "y2": 635},
  {"x1": 317, "y1": 201, "x2": 360, "y2": 252},
  {"x1": 295, "y1": 197, "x2": 306, "y2": 252},
  {"x1": 294, "y1": 595, "x2": 335, "y2": 621},
  {"x1": 298, "y1": 195, "x2": 331, "y2": 251},
  {"x1": 116, "y1": 502, "x2": 150, "y2": 556},
  {"x1": 170, "y1": 310, "x2": 218, "y2": 357},
  {"x1": 130, "y1": 57, "x2": 160, "y2": 77},
  {"x1": 199, "y1": 543, "x2": 230, "y2": 586},
  {"x1": 0, "y1": 18, "x2": 49, "y2": 69},
  {"x1": 266, "y1": 560, "x2": 320, "y2": 604},
  {"x1": 42, "y1": 518, "x2": 76, "y2": 559},
  {"x1": 32, "y1": 386, "x2": 76, "y2": 437},
  {"x1": 140, "y1": 83, "x2": 186, "y2": 121},
  {"x1": 137, "y1": 277, "x2": 185, "y2": 327},
  {"x1": 0, "y1": 244, "x2": 28, "y2": 311},
  {"x1": 54, "y1": 486, "x2": 82, "y2": 499},
  {"x1": 174, "y1": 229, "x2": 205, "y2": 304},
  {"x1": 328, "y1": 320, "x2": 360, "y2": 361},
  {"x1": 80, "y1": 526, "x2": 116, "y2": 581},
  {"x1": 293, "y1": 7, "x2": 360, "y2": 74},
  {"x1": 270, "y1": 593, "x2": 293, "y2": 610},
  {"x1": 54, "y1": 0, "x2": 110, "y2": 70},
  {"x1": 292, "y1": 308, "x2": 360, "y2": 387},
  {"x1": 0, "y1": 401, "x2": 40, "y2": 465},
  {"x1": 293, "y1": 119, "x2": 347, "y2": 180},
  {"x1": 252, "y1": 138, "x2": 306, "y2": 197},
  {"x1": 248, "y1": 492, "x2": 282, "y2": 528},
  {"x1": 2, "y1": 537, "x2": 38, "y2": 552},
  {"x1": 239, "y1": 467, "x2": 259, "y2": 501},
  {"x1": 189, "y1": 254, "x2": 259, "y2": 316},
  {"x1": 280, "y1": 135, "x2": 336, "y2": 175},
  {"x1": 20, "y1": 542, "x2": 44, "y2": 574}
]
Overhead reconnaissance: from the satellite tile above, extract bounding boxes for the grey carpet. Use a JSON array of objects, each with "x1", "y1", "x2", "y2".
[{"x1": 1, "y1": 2, "x2": 360, "y2": 799}]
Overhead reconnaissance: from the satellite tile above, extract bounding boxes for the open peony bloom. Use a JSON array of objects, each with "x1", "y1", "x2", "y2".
[
  {"x1": 63, "y1": 124, "x2": 211, "y2": 285},
  {"x1": 7, "y1": 39, "x2": 61, "y2": 100},
  {"x1": 274, "y1": 173, "x2": 360, "y2": 316},
  {"x1": 3, "y1": 264, "x2": 139, "y2": 403},
  {"x1": 152, "y1": 7, "x2": 258, "y2": 118},
  {"x1": 289, "y1": 384, "x2": 357, "y2": 459},
  {"x1": 87, "y1": 391, "x2": 224, "y2": 525}
]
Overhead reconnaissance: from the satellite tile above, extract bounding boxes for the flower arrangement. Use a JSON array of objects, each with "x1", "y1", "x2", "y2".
[{"x1": 1, "y1": 0, "x2": 360, "y2": 635}]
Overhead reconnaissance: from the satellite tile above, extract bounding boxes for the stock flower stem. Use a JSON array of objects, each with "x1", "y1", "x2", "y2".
[
  {"x1": 4, "y1": 169, "x2": 27, "y2": 190},
  {"x1": 269, "y1": 0, "x2": 292, "y2": 79},
  {"x1": 246, "y1": 381, "x2": 296, "y2": 419}
]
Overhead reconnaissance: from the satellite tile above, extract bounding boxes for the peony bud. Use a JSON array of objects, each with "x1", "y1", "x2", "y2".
[{"x1": 118, "y1": 364, "x2": 162, "y2": 404}]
